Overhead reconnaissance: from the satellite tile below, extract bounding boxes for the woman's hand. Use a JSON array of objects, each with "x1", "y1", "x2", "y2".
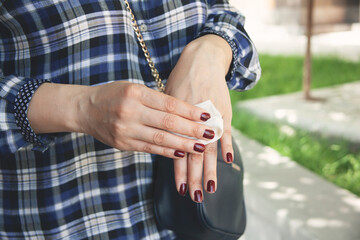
[
  {"x1": 165, "y1": 34, "x2": 234, "y2": 202},
  {"x1": 28, "y1": 81, "x2": 216, "y2": 159}
]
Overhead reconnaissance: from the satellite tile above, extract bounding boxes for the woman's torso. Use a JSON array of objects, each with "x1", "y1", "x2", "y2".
[{"x1": 0, "y1": 1, "x2": 208, "y2": 239}]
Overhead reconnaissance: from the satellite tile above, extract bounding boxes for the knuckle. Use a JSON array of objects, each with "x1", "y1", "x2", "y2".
[
  {"x1": 174, "y1": 168, "x2": 187, "y2": 181},
  {"x1": 189, "y1": 107, "x2": 198, "y2": 120},
  {"x1": 142, "y1": 144, "x2": 152, "y2": 153},
  {"x1": 113, "y1": 122, "x2": 127, "y2": 134},
  {"x1": 112, "y1": 123, "x2": 128, "y2": 140},
  {"x1": 192, "y1": 126, "x2": 203, "y2": 138},
  {"x1": 224, "y1": 143, "x2": 233, "y2": 150},
  {"x1": 162, "y1": 114, "x2": 176, "y2": 130},
  {"x1": 223, "y1": 129, "x2": 232, "y2": 136},
  {"x1": 153, "y1": 132, "x2": 165, "y2": 145},
  {"x1": 116, "y1": 103, "x2": 132, "y2": 119},
  {"x1": 164, "y1": 97, "x2": 177, "y2": 113},
  {"x1": 188, "y1": 179, "x2": 201, "y2": 188},
  {"x1": 181, "y1": 139, "x2": 188, "y2": 150},
  {"x1": 113, "y1": 139, "x2": 129, "y2": 150},
  {"x1": 190, "y1": 154, "x2": 203, "y2": 164},
  {"x1": 162, "y1": 148, "x2": 169, "y2": 157},
  {"x1": 205, "y1": 144, "x2": 217, "y2": 154},
  {"x1": 205, "y1": 170, "x2": 217, "y2": 179},
  {"x1": 122, "y1": 84, "x2": 141, "y2": 98}
]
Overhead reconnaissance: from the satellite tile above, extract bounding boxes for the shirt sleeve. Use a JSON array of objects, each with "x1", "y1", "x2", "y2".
[
  {"x1": 199, "y1": 0, "x2": 261, "y2": 91},
  {"x1": 0, "y1": 69, "x2": 52, "y2": 154}
]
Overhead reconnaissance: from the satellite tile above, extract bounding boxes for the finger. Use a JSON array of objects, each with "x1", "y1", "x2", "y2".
[
  {"x1": 140, "y1": 90, "x2": 211, "y2": 122},
  {"x1": 220, "y1": 116, "x2": 233, "y2": 164},
  {"x1": 140, "y1": 109, "x2": 215, "y2": 141},
  {"x1": 174, "y1": 155, "x2": 188, "y2": 197},
  {"x1": 187, "y1": 153, "x2": 204, "y2": 203},
  {"x1": 125, "y1": 139, "x2": 186, "y2": 159},
  {"x1": 203, "y1": 142, "x2": 217, "y2": 194},
  {"x1": 132, "y1": 125, "x2": 206, "y2": 154}
]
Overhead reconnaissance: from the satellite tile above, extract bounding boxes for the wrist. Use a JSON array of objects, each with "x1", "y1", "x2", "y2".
[
  {"x1": 186, "y1": 34, "x2": 233, "y2": 75},
  {"x1": 27, "y1": 83, "x2": 91, "y2": 134}
]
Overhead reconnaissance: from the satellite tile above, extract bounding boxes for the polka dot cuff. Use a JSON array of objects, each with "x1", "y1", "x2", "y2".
[{"x1": 14, "y1": 79, "x2": 50, "y2": 146}]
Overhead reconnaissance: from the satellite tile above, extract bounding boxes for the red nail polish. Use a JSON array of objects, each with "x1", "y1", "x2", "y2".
[
  {"x1": 194, "y1": 143, "x2": 205, "y2": 153},
  {"x1": 179, "y1": 183, "x2": 187, "y2": 196},
  {"x1": 203, "y1": 129, "x2": 215, "y2": 139},
  {"x1": 200, "y1": 112, "x2": 211, "y2": 121},
  {"x1": 207, "y1": 180, "x2": 215, "y2": 193},
  {"x1": 194, "y1": 190, "x2": 203, "y2": 203},
  {"x1": 174, "y1": 150, "x2": 185, "y2": 158},
  {"x1": 226, "y1": 152, "x2": 233, "y2": 163}
]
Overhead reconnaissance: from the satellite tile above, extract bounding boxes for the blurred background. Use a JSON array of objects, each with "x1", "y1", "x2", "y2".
[{"x1": 228, "y1": 0, "x2": 360, "y2": 239}]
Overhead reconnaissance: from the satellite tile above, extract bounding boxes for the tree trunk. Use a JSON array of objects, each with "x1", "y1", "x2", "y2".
[{"x1": 303, "y1": 0, "x2": 314, "y2": 100}]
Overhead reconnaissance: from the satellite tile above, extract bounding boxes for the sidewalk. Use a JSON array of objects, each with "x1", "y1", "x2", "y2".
[
  {"x1": 234, "y1": 129, "x2": 360, "y2": 240},
  {"x1": 236, "y1": 82, "x2": 360, "y2": 145},
  {"x1": 234, "y1": 84, "x2": 360, "y2": 239}
]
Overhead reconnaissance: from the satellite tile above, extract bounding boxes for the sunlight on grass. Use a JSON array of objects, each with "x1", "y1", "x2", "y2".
[
  {"x1": 232, "y1": 110, "x2": 360, "y2": 196},
  {"x1": 231, "y1": 55, "x2": 360, "y2": 196},
  {"x1": 231, "y1": 54, "x2": 360, "y2": 103}
]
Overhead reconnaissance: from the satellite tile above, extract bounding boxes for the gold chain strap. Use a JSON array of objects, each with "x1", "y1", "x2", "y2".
[{"x1": 124, "y1": 0, "x2": 165, "y2": 92}]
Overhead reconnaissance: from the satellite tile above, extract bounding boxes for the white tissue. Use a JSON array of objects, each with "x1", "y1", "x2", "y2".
[
  {"x1": 174, "y1": 100, "x2": 224, "y2": 145},
  {"x1": 196, "y1": 100, "x2": 224, "y2": 144}
]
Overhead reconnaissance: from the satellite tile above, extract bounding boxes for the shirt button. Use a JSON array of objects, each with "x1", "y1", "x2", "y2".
[{"x1": 140, "y1": 24, "x2": 148, "y2": 32}]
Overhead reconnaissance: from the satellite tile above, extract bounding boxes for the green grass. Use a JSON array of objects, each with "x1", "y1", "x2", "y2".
[
  {"x1": 231, "y1": 54, "x2": 360, "y2": 196},
  {"x1": 233, "y1": 110, "x2": 360, "y2": 196},
  {"x1": 230, "y1": 54, "x2": 360, "y2": 104}
]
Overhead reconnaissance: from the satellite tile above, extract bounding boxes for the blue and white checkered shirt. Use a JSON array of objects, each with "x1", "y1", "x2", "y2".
[{"x1": 0, "y1": 0, "x2": 261, "y2": 239}]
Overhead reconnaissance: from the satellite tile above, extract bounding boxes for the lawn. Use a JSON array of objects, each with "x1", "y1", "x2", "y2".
[
  {"x1": 230, "y1": 54, "x2": 360, "y2": 103},
  {"x1": 231, "y1": 54, "x2": 360, "y2": 196}
]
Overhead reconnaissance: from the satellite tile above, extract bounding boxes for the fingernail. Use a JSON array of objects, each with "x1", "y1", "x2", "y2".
[
  {"x1": 194, "y1": 143, "x2": 205, "y2": 153},
  {"x1": 174, "y1": 150, "x2": 185, "y2": 158},
  {"x1": 200, "y1": 112, "x2": 211, "y2": 121},
  {"x1": 194, "y1": 190, "x2": 203, "y2": 203},
  {"x1": 179, "y1": 183, "x2": 187, "y2": 197},
  {"x1": 207, "y1": 180, "x2": 215, "y2": 193},
  {"x1": 226, "y1": 152, "x2": 233, "y2": 163},
  {"x1": 203, "y1": 129, "x2": 215, "y2": 139}
]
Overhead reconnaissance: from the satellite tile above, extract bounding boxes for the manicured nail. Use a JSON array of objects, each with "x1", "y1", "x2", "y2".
[
  {"x1": 174, "y1": 150, "x2": 185, "y2": 158},
  {"x1": 194, "y1": 143, "x2": 205, "y2": 153},
  {"x1": 179, "y1": 183, "x2": 187, "y2": 197},
  {"x1": 226, "y1": 152, "x2": 233, "y2": 163},
  {"x1": 207, "y1": 180, "x2": 215, "y2": 193},
  {"x1": 200, "y1": 112, "x2": 211, "y2": 121},
  {"x1": 203, "y1": 129, "x2": 215, "y2": 139},
  {"x1": 194, "y1": 190, "x2": 203, "y2": 203}
]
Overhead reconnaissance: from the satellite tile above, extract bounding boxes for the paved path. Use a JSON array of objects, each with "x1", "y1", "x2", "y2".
[
  {"x1": 234, "y1": 81, "x2": 360, "y2": 240},
  {"x1": 234, "y1": 129, "x2": 360, "y2": 240},
  {"x1": 236, "y1": 82, "x2": 360, "y2": 145}
]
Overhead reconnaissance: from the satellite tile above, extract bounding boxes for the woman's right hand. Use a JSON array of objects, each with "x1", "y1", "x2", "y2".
[{"x1": 28, "y1": 81, "x2": 214, "y2": 159}]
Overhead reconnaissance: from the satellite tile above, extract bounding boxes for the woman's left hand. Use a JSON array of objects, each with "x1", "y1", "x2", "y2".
[{"x1": 165, "y1": 34, "x2": 234, "y2": 203}]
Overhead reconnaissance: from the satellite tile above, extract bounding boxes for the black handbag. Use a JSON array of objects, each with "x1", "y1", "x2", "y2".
[
  {"x1": 153, "y1": 138, "x2": 246, "y2": 240},
  {"x1": 123, "y1": 2, "x2": 246, "y2": 238}
]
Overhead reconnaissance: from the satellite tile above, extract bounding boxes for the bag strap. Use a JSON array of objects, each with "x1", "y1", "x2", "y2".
[{"x1": 124, "y1": 0, "x2": 165, "y2": 93}]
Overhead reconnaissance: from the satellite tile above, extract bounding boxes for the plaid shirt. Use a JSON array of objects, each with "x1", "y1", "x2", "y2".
[{"x1": 0, "y1": 0, "x2": 261, "y2": 239}]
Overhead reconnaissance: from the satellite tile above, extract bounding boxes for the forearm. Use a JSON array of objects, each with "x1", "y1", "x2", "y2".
[{"x1": 27, "y1": 83, "x2": 90, "y2": 134}]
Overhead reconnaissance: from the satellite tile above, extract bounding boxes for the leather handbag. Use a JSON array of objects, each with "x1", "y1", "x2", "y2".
[{"x1": 153, "y1": 138, "x2": 246, "y2": 240}]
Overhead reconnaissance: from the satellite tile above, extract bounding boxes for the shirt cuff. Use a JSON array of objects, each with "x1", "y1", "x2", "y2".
[{"x1": 14, "y1": 79, "x2": 51, "y2": 151}]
